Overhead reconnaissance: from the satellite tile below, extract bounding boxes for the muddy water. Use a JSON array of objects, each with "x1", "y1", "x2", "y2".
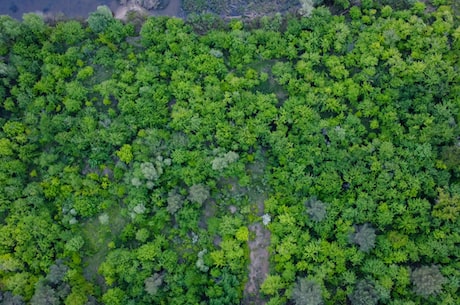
[{"x1": 0, "y1": 0, "x2": 182, "y2": 20}]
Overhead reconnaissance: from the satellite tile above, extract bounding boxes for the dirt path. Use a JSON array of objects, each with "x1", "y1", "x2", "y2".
[
  {"x1": 243, "y1": 163, "x2": 271, "y2": 304},
  {"x1": 244, "y1": 213, "x2": 270, "y2": 304}
]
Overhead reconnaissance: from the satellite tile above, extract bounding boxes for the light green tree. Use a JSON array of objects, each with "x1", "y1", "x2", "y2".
[{"x1": 116, "y1": 144, "x2": 133, "y2": 164}]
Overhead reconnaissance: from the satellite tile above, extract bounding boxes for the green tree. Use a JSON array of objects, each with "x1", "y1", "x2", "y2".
[
  {"x1": 101, "y1": 288, "x2": 126, "y2": 305},
  {"x1": 116, "y1": 144, "x2": 133, "y2": 164},
  {"x1": 432, "y1": 188, "x2": 460, "y2": 222},
  {"x1": 261, "y1": 275, "x2": 285, "y2": 296},
  {"x1": 87, "y1": 6, "x2": 114, "y2": 33},
  {"x1": 50, "y1": 20, "x2": 85, "y2": 46}
]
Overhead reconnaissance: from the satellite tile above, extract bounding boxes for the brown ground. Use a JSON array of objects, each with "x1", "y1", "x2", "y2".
[
  {"x1": 0, "y1": 0, "x2": 297, "y2": 20},
  {"x1": 0, "y1": 0, "x2": 119, "y2": 20},
  {"x1": 243, "y1": 162, "x2": 271, "y2": 305},
  {"x1": 244, "y1": 216, "x2": 270, "y2": 304}
]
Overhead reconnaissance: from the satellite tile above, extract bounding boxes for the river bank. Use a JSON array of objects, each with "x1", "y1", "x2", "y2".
[{"x1": 0, "y1": 0, "x2": 182, "y2": 20}]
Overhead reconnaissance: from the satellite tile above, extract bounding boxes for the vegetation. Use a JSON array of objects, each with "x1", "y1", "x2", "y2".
[
  {"x1": 0, "y1": 1, "x2": 459, "y2": 304},
  {"x1": 291, "y1": 278, "x2": 323, "y2": 305}
]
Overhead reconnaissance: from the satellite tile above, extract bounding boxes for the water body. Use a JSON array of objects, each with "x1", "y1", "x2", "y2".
[{"x1": 0, "y1": 0, "x2": 182, "y2": 20}]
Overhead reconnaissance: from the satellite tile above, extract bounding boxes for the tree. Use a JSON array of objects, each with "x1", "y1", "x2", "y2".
[
  {"x1": 188, "y1": 184, "x2": 210, "y2": 205},
  {"x1": 87, "y1": 6, "x2": 114, "y2": 33},
  {"x1": 0, "y1": 15, "x2": 22, "y2": 42},
  {"x1": 348, "y1": 280, "x2": 378, "y2": 305},
  {"x1": 211, "y1": 151, "x2": 239, "y2": 171},
  {"x1": 167, "y1": 189, "x2": 183, "y2": 214},
  {"x1": 305, "y1": 196, "x2": 327, "y2": 222},
  {"x1": 291, "y1": 278, "x2": 323, "y2": 305},
  {"x1": 116, "y1": 144, "x2": 133, "y2": 164},
  {"x1": 349, "y1": 223, "x2": 376, "y2": 253},
  {"x1": 46, "y1": 261, "x2": 68, "y2": 285},
  {"x1": 30, "y1": 281, "x2": 59, "y2": 305},
  {"x1": 411, "y1": 265, "x2": 446, "y2": 297},
  {"x1": 22, "y1": 13, "x2": 48, "y2": 40},
  {"x1": 299, "y1": 0, "x2": 315, "y2": 17},
  {"x1": 50, "y1": 20, "x2": 85, "y2": 46},
  {"x1": 432, "y1": 188, "x2": 460, "y2": 222},
  {"x1": 144, "y1": 273, "x2": 164, "y2": 296},
  {"x1": 64, "y1": 236, "x2": 85, "y2": 253},
  {"x1": 0, "y1": 291, "x2": 25, "y2": 305},
  {"x1": 101, "y1": 288, "x2": 126, "y2": 305},
  {"x1": 261, "y1": 275, "x2": 285, "y2": 296},
  {"x1": 135, "y1": 228, "x2": 150, "y2": 243}
]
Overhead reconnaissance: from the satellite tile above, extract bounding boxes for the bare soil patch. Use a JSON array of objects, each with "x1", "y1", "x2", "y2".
[
  {"x1": 243, "y1": 161, "x2": 271, "y2": 304},
  {"x1": 244, "y1": 220, "x2": 270, "y2": 304}
]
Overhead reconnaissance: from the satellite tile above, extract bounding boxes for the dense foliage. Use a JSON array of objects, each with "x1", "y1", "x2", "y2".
[{"x1": 0, "y1": 1, "x2": 459, "y2": 305}]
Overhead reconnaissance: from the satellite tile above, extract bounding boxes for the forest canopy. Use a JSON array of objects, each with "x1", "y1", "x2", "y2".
[{"x1": 0, "y1": 1, "x2": 459, "y2": 305}]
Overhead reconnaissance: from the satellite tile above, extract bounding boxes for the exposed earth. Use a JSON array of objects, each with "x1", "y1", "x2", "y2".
[
  {"x1": 0, "y1": 0, "x2": 300, "y2": 20},
  {"x1": 242, "y1": 161, "x2": 271, "y2": 304},
  {"x1": 0, "y1": 0, "x2": 119, "y2": 20}
]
